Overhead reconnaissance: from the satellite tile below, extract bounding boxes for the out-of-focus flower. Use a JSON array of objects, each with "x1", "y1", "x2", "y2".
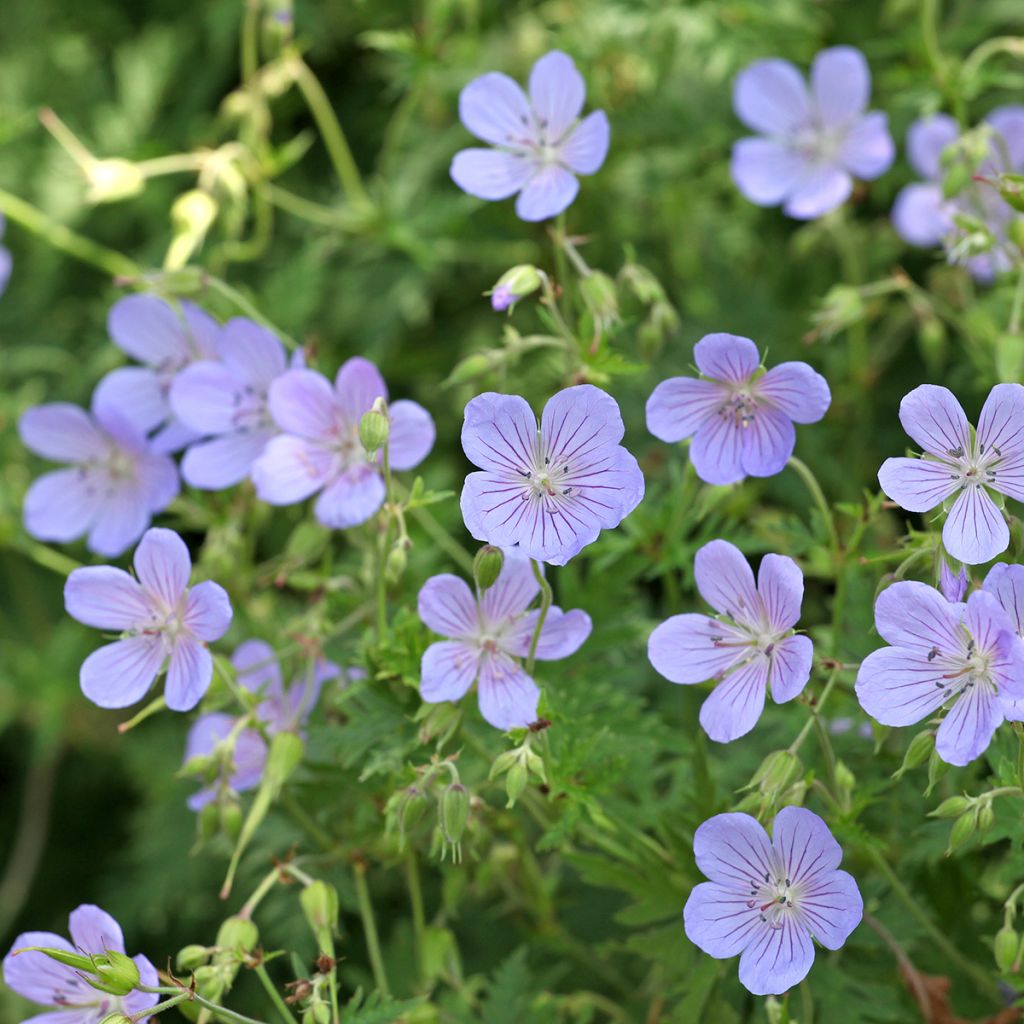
[
  {"x1": 684, "y1": 807, "x2": 862, "y2": 994},
  {"x1": 3, "y1": 904, "x2": 159, "y2": 1023},
  {"x1": 418, "y1": 554, "x2": 591, "y2": 729},
  {"x1": 646, "y1": 333, "x2": 830, "y2": 486},
  {"x1": 0, "y1": 214, "x2": 12, "y2": 297},
  {"x1": 877, "y1": 383, "x2": 1024, "y2": 564},
  {"x1": 488, "y1": 264, "x2": 543, "y2": 312},
  {"x1": 19, "y1": 389, "x2": 179, "y2": 557},
  {"x1": 451, "y1": 50, "x2": 610, "y2": 222},
  {"x1": 731, "y1": 46, "x2": 894, "y2": 219},
  {"x1": 460, "y1": 385, "x2": 644, "y2": 565},
  {"x1": 252, "y1": 357, "x2": 434, "y2": 529},
  {"x1": 64, "y1": 528, "x2": 232, "y2": 711},
  {"x1": 648, "y1": 539, "x2": 812, "y2": 742}
]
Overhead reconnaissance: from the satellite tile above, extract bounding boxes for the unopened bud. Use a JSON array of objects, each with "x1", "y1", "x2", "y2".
[
  {"x1": 445, "y1": 352, "x2": 494, "y2": 386},
  {"x1": 385, "y1": 543, "x2": 407, "y2": 582},
  {"x1": 505, "y1": 762, "x2": 528, "y2": 808},
  {"x1": 995, "y1": 925, "x2": 1021, "y2": 972},
  {"x1": 942, "y1": 161, "x2": 972, "y2": 199},
  {"x1": 219, "y1": 799, "x2": 243, "y2": 842},
  {"x1": 978, "y1": 801, "x2": 995, "y2": 833},
  {"x1": 931, "y1": 795, "x2": 970, "y2": 819},
  {"x1": 895, "y1": 731, "x2": 934, "y2": 778},
  {"x1": 440, "y1": 782, "x2": 470, "y2": 847},
  {"x1": 473, "y1": 545, "x2": 504, "y2": 591},
  {"x1": 947, "y1": 810, "x2": 977, "y2": 854},
  {"x1": 264, "y1": 731, "x2": 304, "y2": 789},
  {"x1": 300, "y1": 881, "x2": 339, "y2": 953},
  {"x1": 89, "y1": 950, "x2": 141, "y2": 996},
  {"x1": 997, "y1": 172, "x2": 1024, "y2": 213},
  {"x1": 925, "y1": 747, "x2": 950, "y2": 794},
  {"x1": 216, "y1": 916, "x2": 259, "y2": 955},
  {"x1": 834, "y1": 760, "x2": 855, "y2": 793},
  {"x1": 750, "y1": 750, "x2": 801, "y2": 796},
  {"x1": 176, "y1": 944, "x2": 210, "y2": 972},
  {"x1": 579, "y1": 270, "x2": 618, "y2": 323},
  {"x1": 100, "y1": 1014, "x2": 133, "y2": 1024},
  {"x1": 489, "y1": 265, "x2": 542, "y2": 311},
  {"x1": 359, "y1": 409, "x2": 390, "y2": 454},
  {"x1": 172, "y1": 189, "x2": 218, "y2": 236},
  {"x1": 939, "y1": 560, "x2": 969, "y2": 603},
  {"x1": 86, "y1": 159, "x2": 145, "y2": 204},
  {"x1": 397, "y1": 786, "x2": 430, "y2": 836}
]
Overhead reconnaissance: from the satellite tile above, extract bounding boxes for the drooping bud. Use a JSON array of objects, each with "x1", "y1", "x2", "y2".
[
  {"x1": 99, "y1": 1014, "x2": 133, "y2": 1024},
  {"x1": 359, "y1": 404, "x2": 390, "y2": 455},
  {"x1": 995, "y1": 925, "x2": 1021, "y2": 972},
  {"x1": 166, "y1": 189, "x2": 218, "y2": 269},
  {"x1": 300, "y1": 881, "x2": 339, "y2": 955},
  {"x1": 996, "y1": 172, "x2": 1024, "y2": 213},
  {"x1": 894, "y1": 730, "x2": 934, "y2": 778},
  {"x1": 217, "y1": 916, "x2": 260, "y2": 956},
  {"x1": 86, "y1": 159, "x2": 146, "y2": 204},
  {"x1": 440, "y1": 782, "x2": 470, "y2": 857},
  {"x1": 925, "y1": 747, "x2": 950, "y2": 795},
  {"x1": 579, "y1": 270, "x2": 619, "y2": 326},
  {"x1": 946, "y1": 810, "x2": 978, "y2": 854},
  {"x1": 977, "y1": 801, "x2": 995, "y2": 833},
  {"x1": 220, "y1": 798, "x2": 243, "y2": 842},
  {"x1": 177, "y1": 944, "x2": 211, "y2": 972},
  {"x1": 488, "y1": 265, "x2": 542, "y2": 312},
  {"x1": 385, "y1": 542, "x2": 408, "y2": 583},
  {"x1": 931, "y1": 795, "x2": 970, "y2": 819},
  {"x1": 88, "y1": 950, "x2": 141, "y2": 996},
  {"x1": 749, "y1": 750, "x2": 801, "y2": 798},
  {"x1": 473, "y1": 545, "x2": 504, "y2": 592},
  {"x1": 264, "y1": 731, "x2": 305, "y2": 790}
]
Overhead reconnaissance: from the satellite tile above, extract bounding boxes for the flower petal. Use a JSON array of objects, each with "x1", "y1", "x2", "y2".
[
  {"x1": 940, "y1": 560, "x2": 970, "y2": 604},
  {"x1": 811, "y1": 46, "x2": 870, "y2": 125},
  {"x1": 68, "y1": 904, "x2": 125, "y2": 954},
  {"x1": 134, "y1": 527, "x2": 191, "y2": 607},
  {"x1": 646, "y1": 376, "x2": 725, "y2": 443},
  {"x1": 23, "y1": 468, "x2": 102, "y2": 545},
  {"x1": 252, "y1": 435, "x2": 336, "y2": 504},
  {"x1": 314, "y1": 464, "x2": 386, "y2": 528},
  {"x1": 693, "y1": 333, "x2": 759, "y2": 383},
  {"x1": 839, "y1": 111, "x2": 894, "y2": 179},
  {"x1": 94, "y1": 366, "x2": 169, "y2": 435},
  {"x1": 768, "y1": 634, "x2": 813, "y2": 703},
  {"x1": 18, "y1": 403, "x2": 108, "y2": 462},
  {"x1": 166, "y1": 636, "x2": 213, "y2": 711},
  {"x1": 451, "y1": 148, "x2": 533, "y2": 200},
  {"x1": 855, "y1": 646, "x2": 950, "y2": 726},
  {"x1": 757, "y1": 554, "x2": 804, "y2": 632},
  {"x1": 907, "y1": 114, "x2": 960, "y2": 180},
  {"x1": 772, "y1": 806, "x2": 843, "y2": 882},
  {"x1": 559, "y1": 110, "x2": 609, "y2": 175},
  {"x1": 232, "y1": 640, "x2": 283, "y2": 696},
  {"x1": 684, "y1": 881, "x2": 763, "y2": 958},
  {"x1": 219, "y1": 318, "x2": 287, "y2": 388},
  {"x1": 872, "y1": 579, "x2": 964, "y2": 651},
  {"x1": 541, "y1": 384, "x2": 625, "y2": 458},
  {"x1": 462, "y1": 393, "x2": 539, "y2": 473},
  {"x1": 181, "y1": 430, "x2": 273, "y2": 490},
  {"x1": 782, "y1": 165, "x2": 853, "y2": 220},
  {"x1": 798, "y1": 869, "x2": 863, "y2": 950},
  {"x1": 731, "y1": 138, "x2": 808, "y2": 206},
  {"x1": 692, "y1": 812, "x2": 772, "y2": 888},
  {"x1": 507, "y1": 606, "x2": 592, "y2": 660},
  {"x1": 2, "y1": 931, "x2": 91, "y2": 1005},
  {"x1": 418, "y1": 574, "x2": 479, "y2": 639},
  {"x1": 943, "y1": 487, "x2": 1009, "y2": 565},
  {"x1": 741, "y1": 405, "x2": 796, "y2": 478},
  {"x1": 648, "y1": 614, "x2": 750, "y2": 684},
  {"x1": 897, "y1": 384, "x2": 971, "y2": 459},
  {"x1": 85, "y1": 494, "x2": 151, "y2": 558},
  {"x1": 699, "y1": 658, "x2": 769, "y2": 742},
  {"x1": 137, "y1": 451, "x2": 180, "y2": 512},
  {"x1": 183, "y1": 580, "x2": 232, "y2": 642},
  {"x1": 388, "y1": 399, "x2": 435, "y2": 471},
  {"x1": 737, "y1": 916, "x2": 815, "y2": 996},
  {"x1": 978, "y1": 383, "x2": 1024, "y2": 500},
  {"x1": 756, "y1": 362, "x2": 831, "y2": 424},
  {"x1": 477, "y1": 653, "x2": 540, "y2": 729},
  {"x1": 81, "y1": 636, "x2": 164, "y2": 708},
  {"x1": 268, "y1": 368, "x2": 337, "y2": 439},
  {"x1": 936, "y1": 682, "x2": 1003, "y2": 766},
  {"x1": 64, "y1": 566, "x2": 148, "y2": 630},
  {"x1": 733, "y1": 59, "x2": 809, "y2": 135},
  {"x1": 515, "y1": 165, "x2": 579, "y2": 221},
  {"x1": 528, "y1": 51, "x2": 585, "y2": 142},
  {"x1": 690, "y1": 415, "x2": 745, "y2": 485},
  {"x1": 695, "y1": 540, "x2": 761, "y2": 623},
  {"x1": 984, "y1": 562, "x2": 1024, "y2": 635},
  {"x1": 169, "y1": 361, "x2": 240, "y2": 433},
  {"x1": 335, "y1": 357, "x2": 388, "y2": 422},
  {"x1": 108, "y1": 294, "x2": 191, "y2": 366},
  {"x1": 892, "y1": 182, "x2": 950, "y2": 247},
  {"x1": 878, "y1": 456, "x2": 959, "y2": 512},
  {"x1": 480, "y1": 554, "x2": 540, "y2": 625},
  {"x1": 458, "y1": 71, "x2": 532, "y2": 147},
  {"x1": 420, "y1": 640, "x2": 480, "y2": 703}
]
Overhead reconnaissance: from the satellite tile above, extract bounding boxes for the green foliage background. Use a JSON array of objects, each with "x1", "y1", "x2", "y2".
[{"x1": 2, "y1": 0, "x2": 1024, "y2": 1021}]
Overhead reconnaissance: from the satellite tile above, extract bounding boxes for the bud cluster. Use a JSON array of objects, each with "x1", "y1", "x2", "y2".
[
  {"x1": 386, "y1": 757, "x2": 474, "y2": 861},
  {"x1": 489, "y1": 735, "x2": 547, "y2": 809}
]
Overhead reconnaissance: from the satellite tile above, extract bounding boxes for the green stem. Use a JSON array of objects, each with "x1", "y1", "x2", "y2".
[
  {"x1": 240, "y1": 864, "x2": 284, "y2": 919},
  {"x1": 921, "y1": 0, "x2": 967, "y2": 123},
  {"x1": 7, "y1": 539, "x2": 81, "y2": 578},
  {"x1": 526, "y1": 560, "x2": 553, "y2": 676},
  {"x1": 199, "y1": 275, "x2": 299, "y2": 349},
  {"x1": 788, "y1": 668, "x2": 841, "y2": 757},
  {"x1": 0, "y1": 188, "x2": 141, "y2": 278},
  {"x1": 405, "y1": 850, "x2": 426, "y2": 982},
  {"x1": 240, "y1": 0, "x2": 260, "y2": 83},
  {"x1": 254, "y1": 963, "x2": 299, "y2": 1024},
  {"x1": 1010, "y1": 265, "x2": 1024, "y2": 334},
  {"x1": 117, "y1": 695, "x2": 167, "y2": 733},
  {"x1": 140, "y1": 987, "x2": 271, "y2": 1024},
  {"x1": 353, "y1": 860, "x2": 390, "y2": 996},
  {"x1": 134, "y1": 991, "x2": 193, "y2": 1020},
  {"x1": 265, "y1": 183, "x2": 347, "y2": 229},
  {"x1": 375, "y1": 445, "x2": 393, "y2": 642}
]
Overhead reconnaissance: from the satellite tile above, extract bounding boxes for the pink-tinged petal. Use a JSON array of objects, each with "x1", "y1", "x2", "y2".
[
  {"x1": 462, "y1": 393, "x2": 539, "y2": 473},
  {"x1": 515, "y1": 165, "x2": 579, "y2": 221},
  {"x1": 756, "y1": 362, "x2": 831, "y2": 424},
  {"x1": 506, "y1": 606, "x2": 592, "y2": 660},
  {"x1": 252, "y1": 435, "x2": 336, "y2": 504},
  {"x1": 741, "y1": 405, "x2": 796, "y2": 478},
  {"x1": 693, "y1": 333, "x2": 759, "y2": 383},
  {"x1": 854, "y1": 646, "x2": 949, "y2": 726},
  {"x1": 872, "y1": 580, "x2": 964, "y2": 651},
  {"x1": 450, "y1": 148, "x2": 533, "y2": 200},
  {"x1": 798, "y1": 869, "x2": 863, "y2": 949},
  {"x1": 896, "y1": 384, "x2": 971, "y2": 459},
  {"x1": 943, "y1": 487, "x2": 1009, "y2": 565},
  {"x1": 184, "y1": 580, "x2": 232, "y2": 641},
  {"x1": 418, "y1": 574, "x2": 479, "y2": 639},
  {"x1": 19, "y1": 1006, "x2": 98, "y2": 1024},
  {"x1": 335, "y1": 357, "x2": 388, "y2": 422},
  {"x1": 460, "y1": 470, "x2": 531, "y2": 547},
  {"x1": 23, "y1": 469, "x2": 102, "y2": 545},
  {"x1": 908, "y1": 114, "x2": 960, "y2": 179},
  {"x1": 965, "y1": 589, "x2": 1016, "y2": 656},
  {"x1": 683, "y1": 881, "x2": 762, "y2": 958},
  {"x1": 731, "y1": 138, "x2": 809, "y2": 206},
  {"x1": 458, "y1": 71, "x2": 533, "y2": 147},
  {"x1": 92, "y1": 403, "x2": 148, "y2": 453},
  {"x1": 68, "y1": 904, "x2": 124, "y2": 954},
  {"x1": 936, "y1": 682, "x2": 1003, "y2": 766},
  {"x1": 108, "y1": 294, "x2": 192, "y2": 366},
  {"x1": 559, "y1": 110, "x2": 609, "y2": 174},
  {"x1": 768, "y1": 634, "x2": 813, "y2": 703},
  {"x1": 86, "y1": 489, "x2": 152, "y2": 558},
  {"x1": 476, "y1": 653, "x2": 540, "y2": 729},
  {"x1": 877, "y1": 456, "x2": 958, "y2": 512},
  {"x1": 782, "y1": 165, "x2": 853, "y2": 220},
  {"x1": 314, "y1": 464, "x2": 386, "y2": 528},
  {"x1": 528, "y1": 51, "x2": 584, "y2": 142},
  {"x1": 984, "y1": 562, "x2": 1024, "y2": 635},
  {"x1": 646, "y1": 376, "x2": 725, "y2": 443},
  {"x1": 2, "y1": 931, "x2": 92, "y2": 1004},
  {"x1": 892, "y1": 183, "x2": 950, "y2": 246},
  {"x1": 738, "y1": 917, "x2": 815, "y2": 996},
  {"x1": 699, "y1": 658, "x2": 769, "y2": 742},
  {"x1": 695, "y1": 540, "x2": 761, "y2": 623},
  {"x1": 182, "y1": 430, "x2": 273, "y2": 489},
  {"x1": 180, "y1": 301, "x2": 221, "y2": 358},
  {"x1": 388, "y1": 399, "x2": 435, "y2": 471},
  {"x1": 166, "y1": 636, "x2": 213, "y2": 711},
  {"x1": 134, "y1": 527, "x2": 191, "y2": 606},
  {"x1": 64, "y1": 566, "x2": 148, "y2": 630},
  {"x1": 733, "y1": 59, "x2": 809, "y2": 135},
  {"x1": 420, "y1": 640, "x2": 480, "y2": 703},
  {"x1": 648, "y1": 614, "x2": 751, "y2": 684},
  {"x1": 689, "y1": 415, "x2": 745, "y2": 485},
  {"x1": 541, "y1": 384, "x2": 625, "y2": 457},
  {"x1": 169, "y1": 361, "x2": 239, "y2": 433},
  {"x1": 839, "y1": 111, "x2": 894, "y2": 179},
  {"x1": 978, "y1": 383, "x2": 1024, "y2": 498},
  {"x1": 137, "y1": 452, "x2": 180, "y2": 513},
  {"x1": 18, "y1": 403, "x2": 109, "y2": 462},
  {"x1": 692, "y1": 812, "x2": 772, "y2": 888},
  {"x1": 480, "y1": 554, "x2": 540, "y2": 625},
  {"x1": 990, "y1": 449, "x2": 1024, "y2": 505},
  {"x1": 758, "y1": 554, "x2": 803, "y2": 632},
  {"x1": 92, "y1": 367, "x2": 168, "y2": 434},
  {"x1": 149, "y1": 416, "x2": 201, "y2": 455},
  {"x1": 772, "y1": 806, "x2": 842, "y2": 881},
  {"x1": 218, "y1": 318, "x2": 287, "y2": 388},
  {"x1": 81, "y1": 636, "x2": 164, "y2": 708},
  {"x1": 268, "y1": 368, "x2": 338, "y2": 439},
  {"x1": 811, "y1": 46, "x2": 870, "y2": 125},
  {"x1": 232, "y1": 640, "x2": 283, "y2": 696}
]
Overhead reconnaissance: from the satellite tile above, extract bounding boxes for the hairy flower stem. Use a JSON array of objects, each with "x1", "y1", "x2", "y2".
[
  {"x1": 353, "y1": 859, "x2": 391, "y2": 997},
  {"x1": 376, "y1": 446, "x2": 393, "y2": 643},
  {"x1": 141, "y1": 986, "x2": 271, "y2": 1024},
  {"x1": 134, "y1": 991, "x2": 193, "y2": 1020},
  {"x1": 526, "y1": 560, "x2": 553, "y2": 676},
  {"x1": 253, "y1": 963, "x2": 299, "y2": 1024}
]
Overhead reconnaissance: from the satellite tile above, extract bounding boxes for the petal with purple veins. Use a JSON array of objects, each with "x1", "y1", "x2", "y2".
[
  {"x1": 458, "y1": 72, "x2": 533, "y2": 147},
  {"x1": 683, "y1": 881, "x2": 762, "y2": 958},
  {"x1": 515, "y1": 165, "x2": 579, "y2": 221},
  {"x1": 689, "y1": 415, "x2": 745, "y2": 486},
  {"x1": 462, "y1": 392, "x2": 539, "y2": 474},
  {"x1": 420, "y1": 640, "x2": 480, "y2": 703},
  {"x1": 855, "y1": 646, "x2": 949, "y2": 726},
  {"x1": 480, "y1": 555, "x2": 540, "y2": 626},
  {"x1": 737, "y1": 917, "x2": 815, "y2": 996},
  {"x1": 648, "y1": 614, "x2": 751, "y2": 685},
  {"x1": 476, "y1": 652, "x2": 539, "y2": 729},
  {"x1": 756, "y1": 362, "x2": 831, "y2": 424},
  {"x1": 695, "y1": 540, "x2": 761, "y2": 624},
  {"x1": 771, "y1": 806, "x2": 843, "y2": 882},
  {"x1": 68, "y1": 904, "x2": 125, "y2": 954},
  {"x1": 2, "y1": 931, "x2": 92, "y2": 1005},
  {"x1": 528, "y1": 51, "x2": 585, "y2": 142},
  {"x1": 797, "y1": 869, "x2": 863, "y2": 949},
  {"x1": 692, "y1": 812, "x2": 772, "y2": 889},
  {"x1": 693, "y1": 333, "x2": 759, "y2": 384},
  {"x1": 740, "y1": 404, "x2": 796, "y2": 478},
  {"x1": 977, "y1": 383, "x2": 1024, "y2": 499},
  {"x1": 541, "y1": 384, "x2": 625, "y2": 458},
  {"x1": 646, "y1": 376, "x2": 726, "y2": 443},
  {"x1": 506, "y1": 606, "x2": 592, "y2": 660},
  {"x1": 872, "y1": 579, "x2": 964, "y2": 651},
  {"x1": 183, "y1": 580, "x2": 233, "y2": 642},
  {"x1": 700, "y1": 658, "x2": 769, "y2": 742},
  {"x1": 897, "y1": 384, "x2": 971, "y2": 459},
  {"x1": 943, "y1": 487, "x2": 1009, "y2": 565},
  {"x1": 936, "y1": 681, "x2": 1003, "y2": 766},
  {"x1": 559, "y1": 110, "x2": 609, "y2": 175},
  {"x1": 134, "y1": 527, "x2": 191, "y2": 606},
  {"x1": 418, "y1": 574, "x2": 479, "y2": 640},
  {"x1": 165, "y1": 635, "x2": 213, "y2": 712},
  {"x1": 81, "y1": 636, "x2": 164, "y2": 708},
  {"x1": 984, "y1": 562, "x2": 1024, "y2": 635},
  {"x1": 64, "y1": 566, "x2": 148, "y2": 630},
  {"x1": 757, "y1": 554, "x2": 804, "y2": 634},
  {"x1": 877, "y1": 456, "x2": 959, "y2": 513},
  {"x1": 768, "y1": 634, "x2": 813, "y2": 703}
]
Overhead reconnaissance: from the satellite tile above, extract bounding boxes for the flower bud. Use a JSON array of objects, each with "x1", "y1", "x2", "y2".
[
  {"x1": 579, "y1": 271, "x2": 619, "y2": 324},
  {"x1": 308, "y1": 1004, "x2": 332, "y2": 1024},
  {"x1": 192, "y1": 963, "x2": 226, "y2": 1002},
  {"x1": 385, "y1": 543, "x2": 407, "y2": 583},
  {"x1": 995, "y1": 925, "x2": 1021, "y2": 972},
  {"x1": 217, "y1": 916, "x2": 259, "y2": 956},
  {"x1": 100, "y1": 1014, "x2": 133, "y2": 1024},
  {"x1": 947, "y1": 810, "x2": 977, "y2": 854},
  {"x1": 931, "y1": 795, "x2": 970, "y2": 819},
  {"x1": 977, "y1": 801, "x2": 995, "y2": 833},
  {"x1": 834, "y1": 760, "x2": 855, "y2": 794},
  {"x1": 300, "y1": 881, "x2": 339, "y2": 951},
  {"x1": 220, "y1": 799, "x2": 243, "y2": 842},
  {"x1": 473, "y1": 545, "x2": 504, "y2": 592},
  {"x1": 172, "y1": 189, "x2": 218, "y2": 236},
  {"x1": 942, "y1": 161, "x2": 972, "y2": 199},
  {"x1": 177, "y1": 944, "x2": 211, "y2": 972},
  {"x1": 445, "y1": 353, "x2": 494, "y2": 387},
  {"x1": 440, "y1": 782, "x2": 470, "y2": 847},
  {"x1": 925, "y1": 747, "x2": 950, "y2": 795},
  {"x1": 489, "y1": 265, "x2": 542, "y2": 311},
  {"x1": 750, "y1": 750, "x2": 801, "y2": 797},
  {"x1": 894, "y1": 730, "x2": 934, "y2": 779},
  {"x1": 396, "y1": 786, "x2": 431, "y2": 837},
  {"x1": 264, "y1": 731, "x2": 305, "y2": 790},
  {"x1": 505, "y1": 761, "x2": 528, "y2": 808},
  {"x1": 86, "y1": 159, "x2": 145, "y2": 204},
  {"x1": 88, "y1": 950, "x2": 141, "y2": 996},
  {"x1": 997, "y1": 172, "x2": 1024, "y2": 213},
  {"x1": 359, "y1": 409, "x2": 390, "y2": 454}
]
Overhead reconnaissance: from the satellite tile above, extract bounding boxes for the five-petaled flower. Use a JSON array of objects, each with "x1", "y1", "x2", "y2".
[
  {"x1": 460, "y1": 384, "x2": 644, "y2": 565},
  {"x1": 731, "y1": 46, "x2": 894, "y2": 219},
  {"x1": 877, "y1": 383, "x2": 1024, "y2": 565},
  {"x1": 252, "y1": 357, "x2": 434, "y2": 529},
  {"x1": 450, "y1": 50, "x2": 610, "y2": 222},
  {"x1": 649, "y1": 539, "x2": 812, "y2": 742},
  {"x1": 64, "y1": 527, "x2": 233, "y2": 712},
  {"x1": 3, "y1": 903, "x2": 159, "y2": 1023},
  {"x1": 855, "y1": 581, "x2": 1024, "y2": 765},
  {"x1": 418, "y1": 554, "x2": 591, "y2": 729},
  {"x1": 684, "y1": 807, "x2": 862, "y2": 995},
  {"x1": 892, "y1": 108, "x2": 1024, "y2": 280},
  {"x1": 646, "y1": 333, "x2": 831, "y2": 486},
  {"x1": 19, "y1": 389, "x2": 179, "y2": 558}
]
